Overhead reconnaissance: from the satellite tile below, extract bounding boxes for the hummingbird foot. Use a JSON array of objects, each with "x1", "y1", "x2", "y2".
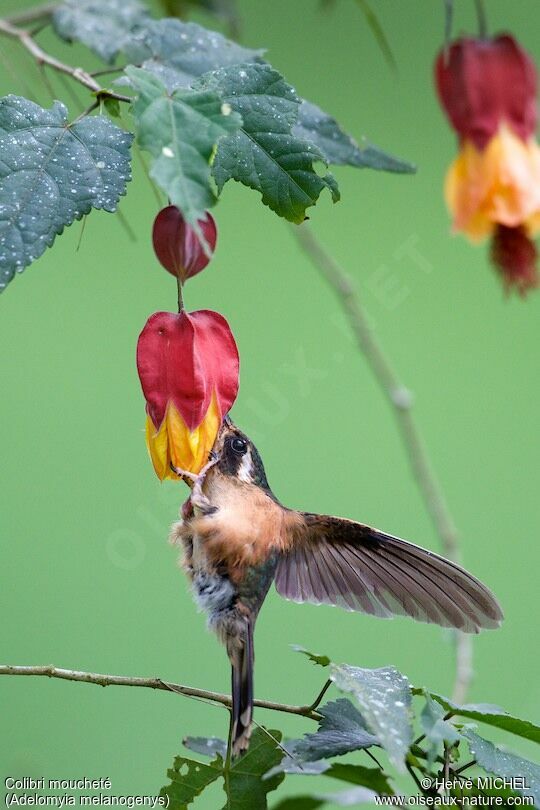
[{"x1": 170, "y1": 452, "x2": 219, "y2": 515}]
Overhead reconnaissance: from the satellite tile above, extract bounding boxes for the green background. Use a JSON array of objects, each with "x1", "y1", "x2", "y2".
[{"x1": 1, "y1": 1, "x2": 539, "y2": 807}]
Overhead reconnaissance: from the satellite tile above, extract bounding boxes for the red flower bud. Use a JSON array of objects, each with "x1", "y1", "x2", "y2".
[
  {"x1": 136, "y1": 309, "x2": 239, "y2": 478},
  {"x1": 436, "y1": 35, "x2": 537, "y2": 149},
  {"x1": 152, "y1": 206, "x2": 217, "y2": 282},
  {"x1": 490, "y1": 225, "x2": 539, "y2": 295}
]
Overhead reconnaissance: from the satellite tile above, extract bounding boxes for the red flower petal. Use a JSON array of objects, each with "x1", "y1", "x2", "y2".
[
  {"x1": 136, "y1": 310, "x2": 239, "y2": 431},
  {"x1": 435, "y1": 35, "x2": 537, "y2": 149},
  {"x1": 152, "y1": 206, "x2": 217, "y2": 281},
  {"x1": 490, "y1": 225, "x2": 539, "y2": 295}
]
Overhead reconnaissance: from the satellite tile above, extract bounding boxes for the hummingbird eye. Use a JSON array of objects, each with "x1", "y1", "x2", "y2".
[{"x1": 229, "y1": 437, "x2": 248, "y2": 455}]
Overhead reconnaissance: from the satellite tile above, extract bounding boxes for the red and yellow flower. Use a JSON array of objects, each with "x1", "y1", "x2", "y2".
[
  {"x1": 137, "y1": 309, "x2": 239, "y2": 479},
  {"x1": 435, "y1": 34, "x2": 540, "y2": 293}
]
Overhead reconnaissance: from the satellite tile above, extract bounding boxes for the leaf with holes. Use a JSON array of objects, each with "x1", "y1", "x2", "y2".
[
  {"x1": 123, "y1": 18, "x2": 263, "y2": 92},
  {"x1": 160, "y1": 753, "x2": 222, "y2": 809},
  {"x1": 0, "y1": 95, "x2": 132, "y2": 292},
  {"x1": 462, "y1": 730, "x2": 540, "y2": 806},
  {"x1": 53, "y1": 0, "x2": 150, "y2": 64},
  {"x1": 330, "y1": 664, "x2": 413, "y2": 772},
  {"x1": 294, "y1": 101, "x2": 415, "y2": 173},
  {"x1": 197, "y1": 63, "x2": 339, "y2": 223},
  {"x1": 222, "y1": 727, "x2": 285, "y2": 809},
  {"x1": 126, "y1": 66, "x2": 241, "y2": 225}
]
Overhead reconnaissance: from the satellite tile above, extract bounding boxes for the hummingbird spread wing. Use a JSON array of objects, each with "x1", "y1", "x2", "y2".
[{"x1": 275, "y1": 514, "x2": 502, "y2": 633}]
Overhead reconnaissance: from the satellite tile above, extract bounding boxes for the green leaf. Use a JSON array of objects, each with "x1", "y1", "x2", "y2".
[
  {"x1": 327, "y1": 762, "x2": 394, "y2": 795},
  {"x1": 0, "y1": 95, "x2": 132, "y2": 292},
  {"x1": 123, "y1": 18, "x2": 263, "y2": 92},
  {"x1": 330, "y1": 664, "x2": 413, "y2": 772},
  {"x1": 200, "y1": 63, "x2": 339, "y2": 223},
  {"x1": 183, "y1": 737, "x2": 227, "y2": 758},
  {"x1": 273, "y1": 788, "x2": 378, "y2": 809},
  {"x1": 264, "y1": 757, "x2": 329, "y2": 779},
  {"x1": 272, "y1": 799, "x2": 325, "y2": 810},
  {"x1": 422, "y1": 692, "x2": 540, "y2": 745},
  {"x1": 462, "y1": 730, "x2": 540, "y2": 806},
  {"x1": 292, "y1": 645, "x2": 331, "y2": 667},
  {"x1": 53, "y1": 0, "x2": 150, "y2": 64},
  {"x1": 420, "y1": 692, "x2": 460, "y2": 765},
  {"x1": 288, "y1": 699, "x2": 378, "y2": 762},
  {"x1": 294, "y1": 101, "x2": 416, "y2": 174},
  {"x1": 126, "y1": 66, "x2": 241, "y2": 224},
  {"x1": 160, "y1": 753, "x2": 222, "y2": 809},
  {"x1": 316, "y1": 786, "x2": 377, "y2": 805},
  {"x1": 222, "y1": 727, "x2": 285, "y2": 809}
]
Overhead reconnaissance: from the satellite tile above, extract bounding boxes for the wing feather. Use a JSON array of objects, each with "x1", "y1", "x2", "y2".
[{"x1": 275, "y1": 514, "x2": 502, "y2": 633}]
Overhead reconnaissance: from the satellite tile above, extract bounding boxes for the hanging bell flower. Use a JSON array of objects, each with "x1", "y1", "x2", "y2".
[
  {"x1": 137, "y1": 310, "x2": 239, "y2": 480},
  {"x1": 435, "y1": 34, "x2": 540, "y2": 294},
  {"x1": 152, "y1": 206, "x2": 217, "y2": 282}
]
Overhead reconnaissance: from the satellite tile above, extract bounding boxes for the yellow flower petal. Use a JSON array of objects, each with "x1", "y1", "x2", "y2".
[
  {"x1": 445, "y1": 125, "x2": 540, "y2": 242},
  {"x1": 145, "y1": 393, "x2": 221, "y2": 481}
]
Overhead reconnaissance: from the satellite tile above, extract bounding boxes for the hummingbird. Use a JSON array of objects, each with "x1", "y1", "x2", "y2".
[{"x1": 170, "y1": 419, "x2": 502, "y2": 757}]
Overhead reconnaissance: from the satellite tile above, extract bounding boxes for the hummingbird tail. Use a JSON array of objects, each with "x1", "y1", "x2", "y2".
[{"x1": 228, "y1": 619, "x2": 254, "y2": 758}]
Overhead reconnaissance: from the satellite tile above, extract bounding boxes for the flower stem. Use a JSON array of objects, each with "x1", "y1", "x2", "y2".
[
  {"x1": 177, "y1": 274, "x2": 185, "y2": 312},
  {"x1": 474, "y1": 0, "x2": 488, "y2": 38}
]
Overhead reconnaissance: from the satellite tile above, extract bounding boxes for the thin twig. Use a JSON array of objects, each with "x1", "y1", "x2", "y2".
[
  {"x1": 307, "y1": 678, "x2": 332, "y2": 711},
  {"x1": 454, "y1": 759, "x2": 476, "y2": 775},
  {"x1": 291, "y1": 222, "x2": 473, "y2": 702},
  {"x1": 0, "y1": 665, "x2": 321, "y2": 720},
  {"x1": 0, "y1": 18, "x2": 131, "y2": 104}
]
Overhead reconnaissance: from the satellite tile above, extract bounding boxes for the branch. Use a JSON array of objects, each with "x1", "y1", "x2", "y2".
[
  {"x1": 0, "y1": 18, "x2": 131, "y2": 104},
  {"x1": 291, "y1": 222, "x2": 473, "y2": 703},
  {"x1": 5, "y1": 3, "x2": 58, "y2": 26},
  {"x1": 0, "y1": 665, "x2": 322, "y2": 721}
]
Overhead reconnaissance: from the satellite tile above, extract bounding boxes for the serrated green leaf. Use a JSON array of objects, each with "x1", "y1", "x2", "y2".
[
  {"x1": 126, "y1": 66, "x2": 241, "y2": 224},
  {"x1": 222, "y1": 727, "x2": 284, "y2": 809},
  {"x1": 159, "y1": 753, "x2": 222, "y2": 809},
  {"x1": 462, "y1": 730, "x2": 540, "y2": 806},
  {"x1": 292, "y1": 645, "x2": 331, "y2": 667},
  {"x1": 420, "y1": 691, "x2": 460, "y2": 765},
  {"x1": 287, "y1": 699, "x2": 378, "y2": 762},
  {"x1": 199, "y1": 63, "x2": 339, "y2": 222},
  {"x1": 53, "y1": 0, "x2": 150, "y2": 64},
  {"x1": 327, "y1": 762, "x2": 394, "y2": 795},
  {"x1": 330, "y1": 664, "x2": 412, "y2": 772},
  {"x1": 0, "y1": 95, "x2": 132, "y2": 292},
  {"x1": 294, "y1": 101, "x2": 415, "y2": 173},
  {"x1": 123, "y1": 18, "x2": 263, "y2": 93},
  {"x1": 183, "y1": 736, "x2": 227, "y2": 758},
  {"x1": 420, "y1": 692, "x2": 540, "y2": 745}
]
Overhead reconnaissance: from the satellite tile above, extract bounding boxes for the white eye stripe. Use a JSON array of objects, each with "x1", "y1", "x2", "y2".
[{"x1": 237, "y1": 447, "x2": 252, "y2": 482}]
